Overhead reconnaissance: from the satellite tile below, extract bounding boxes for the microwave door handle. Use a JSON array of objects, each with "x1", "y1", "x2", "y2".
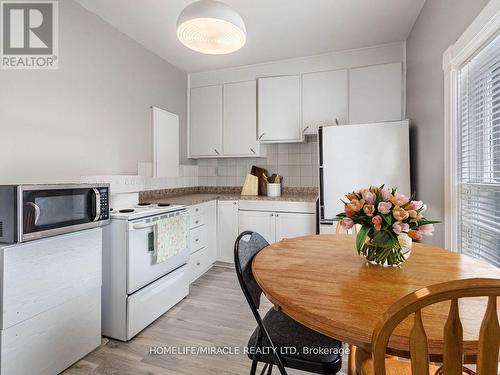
[
  {"x1": 26, "y1": 202, "x2": 41, "y2": 224},
  {"x1": 133, "y1": 222, "x2": 157, "y2": 230},
  {"x1": 92, "y1": 188, "x2": 101, "y2": 222}
]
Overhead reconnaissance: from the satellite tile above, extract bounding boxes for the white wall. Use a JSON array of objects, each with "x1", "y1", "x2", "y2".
[
  {"x1": 0, "y1": 0, "x2": 190, "y2": 185},
  {"x1": 406, "y1": 0, "x2": 489, "y2": 247}
]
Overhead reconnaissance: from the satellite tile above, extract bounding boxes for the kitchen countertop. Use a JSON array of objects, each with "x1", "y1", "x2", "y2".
[
  {"x1": 150, "y1": 192, "x2": 319, "y2": 206},
  {"x1": 139, "y1": 186, "x2": 319, "y2": 207}
]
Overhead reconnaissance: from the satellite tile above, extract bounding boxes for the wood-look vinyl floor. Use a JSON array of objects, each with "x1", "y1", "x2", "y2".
[{"x1": 64, "y1": 266, "x2": 348, "y2": 375}]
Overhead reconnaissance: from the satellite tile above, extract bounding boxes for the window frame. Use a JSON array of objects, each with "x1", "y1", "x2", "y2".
[{"x1": 443, "y1": 2, "x2": 500, "y2": 251}]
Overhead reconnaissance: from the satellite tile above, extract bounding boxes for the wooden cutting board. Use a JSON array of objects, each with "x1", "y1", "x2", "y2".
[
  {"x1": 241, "y1": 174, "x2": 258, "y2": 196},
  {"x1": 250, "y1": 166, "x2": 268, "y2": 195}
]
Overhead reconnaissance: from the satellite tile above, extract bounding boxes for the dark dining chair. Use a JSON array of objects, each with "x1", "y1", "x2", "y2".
[{"x1": 234, "y1": 231, "x2": 343, "y2": 375}]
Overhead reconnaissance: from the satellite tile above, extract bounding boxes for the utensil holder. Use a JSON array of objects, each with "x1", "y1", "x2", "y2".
[{"x1": 267, "y1": 183, "x2": 281, "y2": 197}]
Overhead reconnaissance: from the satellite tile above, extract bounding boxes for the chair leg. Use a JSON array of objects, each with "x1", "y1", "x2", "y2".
[
  {"x1": 259, "y1": 363, "x2": 269, "y2": 375},
  {"x1": 267, "y1": 364, "x2": 273, "y2": 375},
  {"x1": 348, "y1": 344, "x2": 357, "y2": 375},
  {"x1": 250, "y1": 357, "x2": 258, "y2": 375}
]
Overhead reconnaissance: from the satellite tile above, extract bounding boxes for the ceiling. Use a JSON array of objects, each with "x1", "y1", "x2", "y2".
[{"x1": 75, "y1": 0, "x2": 426, "y2": 73}]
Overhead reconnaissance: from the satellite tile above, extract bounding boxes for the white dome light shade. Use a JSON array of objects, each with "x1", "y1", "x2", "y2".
[{"x1": 177, "y1": 0, "x2": 246, "y2": 55}]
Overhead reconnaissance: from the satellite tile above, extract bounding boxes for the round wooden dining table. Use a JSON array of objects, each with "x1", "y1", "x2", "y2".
[{"x1": 252, "y1": 234, "x2": 500, "y2": 374}]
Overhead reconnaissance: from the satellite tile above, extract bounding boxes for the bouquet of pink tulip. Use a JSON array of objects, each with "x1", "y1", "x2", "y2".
[{"x1": 336, "y1": 185, "x2": 439, "y2": 266}]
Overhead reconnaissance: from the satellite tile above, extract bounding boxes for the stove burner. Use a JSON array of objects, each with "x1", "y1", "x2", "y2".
[
  {"x1": 137, "y1": 203, "x2": 151, "y2": 206},
  {"x1": 157, "y1": 203, "x2": 171, "y2": 207},
  {"x1": 110, "y1": 208, "x2": 114, "y2": 211},
  {"x1": 119, "y1": 209, "x2": 135, "y2": 213}
]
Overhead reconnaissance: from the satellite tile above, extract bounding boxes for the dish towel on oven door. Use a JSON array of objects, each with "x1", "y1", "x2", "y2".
[{"x1": 154, "y1": 213, "x2": 188, "y2": 264}]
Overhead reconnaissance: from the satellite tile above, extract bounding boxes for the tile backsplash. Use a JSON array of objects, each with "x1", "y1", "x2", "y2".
[
  {"x1": 82, "y1": 137, "x2": 319, "y2": 193},
  {"x1": 198, "y1": 136, "x2": 319, "y2": 187}
]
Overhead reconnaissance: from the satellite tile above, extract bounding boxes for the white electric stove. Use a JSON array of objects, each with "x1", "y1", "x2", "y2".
[
  {"x1": 110, "y1": 202, "x2": 186, "y2": 220},
  {"x1": 102, "y1": 201, "x2": 190, "y2": 341}
]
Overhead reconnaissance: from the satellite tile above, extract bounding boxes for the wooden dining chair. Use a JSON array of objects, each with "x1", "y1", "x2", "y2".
[
  {"x1": 333, "y1": 221, "x2": 360, "y2": 375},
  {"x1": 335, "y1": 221, "x2": 360, "y2": 235},
  {"x1": 361, "y1": 278, "x2": 500, "y2": 375},
  {"x1": 234, "y1": 231, "x2": 343, "y2": 375}
]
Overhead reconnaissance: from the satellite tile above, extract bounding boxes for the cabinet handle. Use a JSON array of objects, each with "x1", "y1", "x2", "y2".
[
  {"x1": 275, "y1": 214, "x2": 279, "y2": 217},
  {"x1": 196, "y1": 262, "x2": 201, "y2": 266},
  {"x1": 195, "y1": 220, "x2": 199, "y2": 224},
  {"x1": 195, "y1": 208, "x2": 199, "y2": 212},
  {"x1": 233, "y1": 202, "x2": 237, "y2": 205},
  {"x1": 258, "y1": 133, "x2": 265, "y2": 140},
  {"x1": 250, "y1": 147, "x2": 256, "y2": 154},
  {"x1": 335, "y1": 118, "x2": 339, "y2": 125},
  {"x1": 195, "y1": 238, "x2": 199, "y2": 242},
  {"x1": 302, "y1": 126, "x2": 310, "y2": 134},
  {"x1": 270, "y1": 213, "x2": 274, "y2": 217},
  {"x1": 214, "y1": 149, "x2": 220, "y2": 155}
]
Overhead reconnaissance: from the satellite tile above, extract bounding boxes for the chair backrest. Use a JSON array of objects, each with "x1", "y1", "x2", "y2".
[
  {"x1": 234, "y1": 231, "x2": 268, "y2": 309},
  {"x1": 371, "y1": 278, "x2": 500, "y2": 375},
  {"x1": 234, "y1": 231, "x2": 288, "y2": 375},
  {"x1": 335, "y1": 221, "x2": 360, "y2": 235}
]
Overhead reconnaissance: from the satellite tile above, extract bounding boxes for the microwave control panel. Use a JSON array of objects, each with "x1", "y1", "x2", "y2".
[{"x1": 99, "y1": 188, "x2": 109, "y2": 220}]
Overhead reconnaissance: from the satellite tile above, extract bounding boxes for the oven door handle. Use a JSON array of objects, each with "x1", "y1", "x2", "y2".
[{"x1": 133, "y1": 222, "x2": 158, "y2": 230}]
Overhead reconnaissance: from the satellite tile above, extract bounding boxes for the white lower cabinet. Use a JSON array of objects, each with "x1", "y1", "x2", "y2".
[
  {"x1": 239, "y1": 210, "x2": 316, "y2": 244},
  {"x1": 238, "y1": 210, "x2": 276, "y2": 244},
  {"x1": 275, "y1": 212, "x2": 316, "y2": 241},
  {"x1": 0, "y1": 229, "x2": 102, "y2": 375},
  {"x1": 1, "y1": 288, "x2": 101, "y2": 375},
  {"x1": 187, "y1": 200, "x2": 217, "y2": 283},
  {"x1": 187, "y1": 199, "x2": 316, "y2": 278},
  {"x1": 217, "y1": 200, "x2": 239, "y2": 263},
  {"x1": 188, "y1": 248, "x2": 211, "y2": 282}
]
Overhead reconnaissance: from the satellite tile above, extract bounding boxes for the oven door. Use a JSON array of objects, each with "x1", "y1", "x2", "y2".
[
  {"x1": 20, "y1": 185, "x2": 101, "y2": 242},
  {"x1": 127, "y1": 210, "x2": 189, "y2": 294}
]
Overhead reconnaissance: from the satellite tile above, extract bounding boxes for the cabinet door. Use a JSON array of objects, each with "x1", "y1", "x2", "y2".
[
  {"x1": 275, "y1": 212, "x2": 316, "y2": 242},
  {"x1": 258, "y1": 75, "x2": 302, "y2": 142},
  {"x1": 223, "y1": 81, "x2": 260, "y2": 156},
  {"x1": 238, "y1": 210, "x2": 276, "y2": 244},
  {"x1": 217, "y1": 201, "x2": 239, "y2": 263},
  {"x1": 204, "y1": 200, "x2": 218, "y2": 265},
  {"x1": 302, "y1": 69, "x2": 348, "y2": 135},
  {"x1": 190, "y1": 85, "x2": 223, "y2": 157},
  {"x1": 349, "y1": 62, "x2": 402, "y2": 124}
]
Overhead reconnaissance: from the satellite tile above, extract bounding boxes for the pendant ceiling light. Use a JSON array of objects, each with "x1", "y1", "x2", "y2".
[{"x1": 177, "y1": 0, "x2": 246, "y2": 55}]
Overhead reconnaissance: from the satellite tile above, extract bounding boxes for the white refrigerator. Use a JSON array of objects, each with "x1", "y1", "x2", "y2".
[{"x1": 318, "y1": 120, "x2": 411, "y2": 234}]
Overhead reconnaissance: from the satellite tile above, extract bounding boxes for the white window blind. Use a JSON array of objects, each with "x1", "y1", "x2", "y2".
[{"x1": 458, "y1": 33, "x2": 500, "y2": 267}]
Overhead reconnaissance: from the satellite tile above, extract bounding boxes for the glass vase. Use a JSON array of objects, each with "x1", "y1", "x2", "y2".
[{"x1": 361, "y1": 233, "x2": 412, "y2": 267}]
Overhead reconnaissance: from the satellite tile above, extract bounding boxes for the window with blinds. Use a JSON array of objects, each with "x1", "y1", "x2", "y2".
[{"x1": 458, "y1": 33, "x2": 500, "y2": 267}]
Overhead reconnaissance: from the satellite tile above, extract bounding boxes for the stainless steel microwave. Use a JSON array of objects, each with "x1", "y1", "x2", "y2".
[{"x1": 0, "y1": 184, "x2": 110, "y2": 243}]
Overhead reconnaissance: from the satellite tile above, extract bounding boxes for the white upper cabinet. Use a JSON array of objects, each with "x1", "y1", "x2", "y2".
[
  {"x1": 223, "y1": 81, "x2": 260, "y2": 156},
  {"x1": 258, "y1": 75, "x2": 302, "y2": 143},
  {"x1": 349, "y1": 62, "x2": 402, "y2": 124},
  {"x1": 190, "y1": 85, "x2": 223, "y2": 157},
  {"x1": 302, "y1": 69, "x2": 348, "y2": 134}
]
